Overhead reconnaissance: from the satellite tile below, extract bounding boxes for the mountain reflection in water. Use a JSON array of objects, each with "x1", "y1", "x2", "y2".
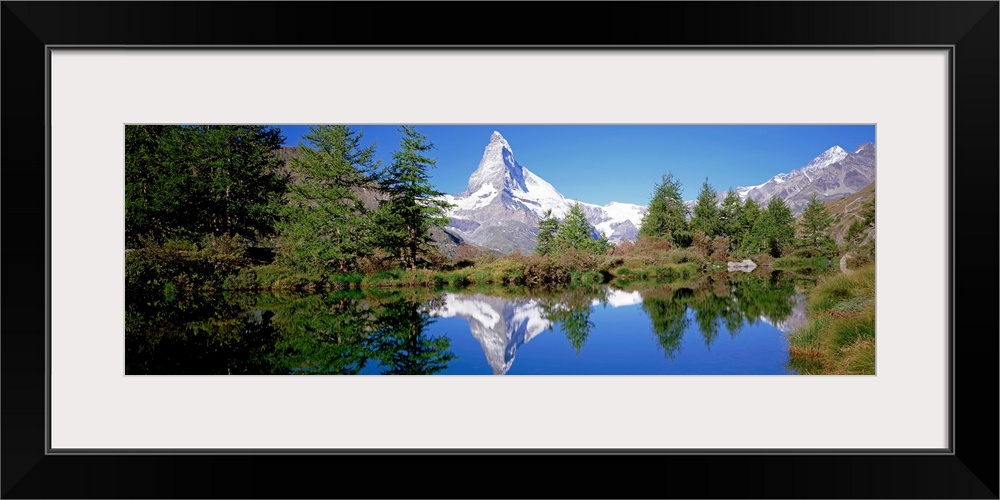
[{"x1": 126, "y1": 272, "x2": 804, "y2": 375}]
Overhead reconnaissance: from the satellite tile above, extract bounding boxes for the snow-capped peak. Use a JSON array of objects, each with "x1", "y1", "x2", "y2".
[
  {"x1": 444, "y1": 131, "x2": 649, "y2": 253},
  {"x1": 464, "y1": 131, "x2": 527, "y2": 195},
  {"x1": 489, "y1": 130, "x2": 509, "y2": 147},
  {"x1": 804, "y1": 145, "x2": 848, "y2": 171}
]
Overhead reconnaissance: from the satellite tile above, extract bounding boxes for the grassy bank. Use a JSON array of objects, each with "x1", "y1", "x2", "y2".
[
  {"x1": 127, "y1": 236, "x2": 833, "y2": 298},
  {"x1": 787, "y1": 265, "x2": 875, "y2": 375}
]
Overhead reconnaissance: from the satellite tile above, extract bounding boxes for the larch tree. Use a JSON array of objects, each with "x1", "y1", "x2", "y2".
[
  {"x1": 638, "y1": 172, "x2": 690, "y2": 246},
  {"x1": 718, "y1": 189, "x2": 743, "y2": 242},
  {"x1": 535, "y1": 209, "x2": 560, "y2": 256},
  {"x1": 690, "y1": 178, "x2": 720, "y2": 237},
  {"x1": 125, "y1": 125, "x2": 286, "y2": 247},
  {"x1": 796, "y1": 194, "x2": 838, "y2": 257},
  {"x1": 764, "y1": 197, "x2": 796, "y2": 257},
  {"x1": 553, "y1": 202, "x2": 609, "y2": 255},
  {"x1": 276, "y1": 125, "x2": 377, "y2": 275},
  {"x1": 375, "y1": 126, "x2": 453, "y2": 270}
]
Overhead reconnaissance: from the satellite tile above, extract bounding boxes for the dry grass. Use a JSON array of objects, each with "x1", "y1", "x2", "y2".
[{"x1": 787, "y1": 265, "x2": 876, "y2": 375}]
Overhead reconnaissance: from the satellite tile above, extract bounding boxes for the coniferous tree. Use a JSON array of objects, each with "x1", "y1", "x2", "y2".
[
  {"x1": 796, "y1": 194, "x2": 838, "y2": 257},
  {"x1": 690, "y1": 178, "x2": 720, "y2": 237},
  {"x1": 125, "y1": 125, "x2": 179, "y2": 247},
  {"x1": 124, "y1": 125, "x2": 286, "y2": 247},
  {"x1": 375, "y1": 126, "x2": 453, "y2": 269},
  {"x1": 553, "y1": 203, "x2": 609, "y2": 255},
  {"x1": 742, "y1": 209, "x2": 772, "y2": 256},
  {"x1": 638, "y1": 172, "x2": 690, "y2": 246},
  {"x1": 535, "y1": 209, "x2": 560, "y2": 256},
  {"x1": 764, "y1": 197, "x2": 796, "y2": 257},
  {"x1": 733, "y1": 198, "x2": 762, "y2": 255},
  {"x1": 718, "y1": 189, "x2": 743, "y2": 242},
  {"x1": 276, "y1": 125, "x2": 377, "y2": 275}
]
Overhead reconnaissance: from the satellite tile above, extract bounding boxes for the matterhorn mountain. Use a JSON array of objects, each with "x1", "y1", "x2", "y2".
[
  {"x1": 728, "y1": 142, "x2": 876, "y2": 214},
  {"x1": 429, "y1": 293, "x2": 551, "y2": 375},
  {"x1": 443, "y1": 131, "x2": 647, "y2": 254},
  {"x1": 428, "y1": 290, "x2": 644, "y2": 375}
]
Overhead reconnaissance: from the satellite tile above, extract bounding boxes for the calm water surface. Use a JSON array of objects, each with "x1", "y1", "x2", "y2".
[{"x1": 126, "y1": 272, "x2": 806, "y2": 375}]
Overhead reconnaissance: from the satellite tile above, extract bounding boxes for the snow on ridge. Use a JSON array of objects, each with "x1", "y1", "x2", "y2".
[
  {"x1": 733, "y1": 144, "x2": 848, "y2": 200},
  {"x1": 592, "y1": 290, "x2": 643, "y2": 308},
  {"x1": 432, "y1": 294, "x2": 501, "y2": 329},
  {"x1": 510, "y1": 300, "x2": 552, "y2": 342}
]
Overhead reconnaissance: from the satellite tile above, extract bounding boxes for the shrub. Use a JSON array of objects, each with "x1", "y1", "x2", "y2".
[
  {"x1": 709, "y1": 235, "x2": 731, "y2": 262},
  {"x1": 691, "y1": 231, "x2": 711, "y2": 258},
  {"x1": 666, "y1": 248, "x2": 702, "y2": 265},
  {"x1": 453, "y1": 243, "x2": 479, "y2": 262},
  {"x1": 223, "y1": 268, "x2": 260, "y2": 291}
]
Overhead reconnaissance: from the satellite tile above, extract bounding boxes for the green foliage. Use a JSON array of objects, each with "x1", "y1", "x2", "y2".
[
  {"x1": 796, "y1": 194, "x2": 838, "y2": 258},
  {"x1": 641, "y1": 289, "x2": 691, "y2": 359},
  {"x1": 540, "y1": 293, "x2": 595, "y2": 354},
  {"x1": 125, "y1": 125, "x2": 287, "y2": 247},
  {"x1": 126, "y1": 235, "x2": 255, "y2": 300},
  {"x1": 535, "y1": 209, "x2": 560, "y2": 256},
  {"x1": 733, "y1": 198, "x2": 764, "y2": 256},
  {"x1": 718, "y1": 189, "x2": 743, "y2": 241},
  {"x1": 375, "y1": 126, "x2": 453, "y2": 269},
  {"x1": 638, "y1": 172, "x2": 690, "y2": 245},
  {"x1": 690, "y1": 178, "x2": 720, "y2": 237},
  {"x1": 275, "y1": 125, "x2": 377, "y2": 277},
  {"x1": 368, "y1": 296, "x2": 456, "y2": 374},
  {"x1": 551, "y1": 203, "x2": 610, "y2": 256},
  {"x1": 764, "y1": 197, "x2": 796, "y2": 257}
]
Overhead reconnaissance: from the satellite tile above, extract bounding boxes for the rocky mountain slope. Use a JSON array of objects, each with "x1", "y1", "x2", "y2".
[
  {"x1": 730, "y1": 143, "x2": 876, "y2": 214},
  {"x1": 825, "y1": 180, "x2": 876, "y2": 248},
  {"x1": 277, "y1": 133, "x2": 876, "y2": 257},
  {"x1": 442, "y1": 132, "x2": 647, "y2": 254}
]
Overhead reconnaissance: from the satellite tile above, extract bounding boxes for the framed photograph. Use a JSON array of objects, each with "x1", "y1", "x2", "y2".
[{"x1": 3, "y1": 2, "x2": 996, "y2": 498}]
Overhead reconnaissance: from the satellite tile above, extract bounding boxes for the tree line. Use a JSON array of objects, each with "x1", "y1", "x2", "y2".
[
  {"x1": 534, "y1": 171, "x2": 839, "y2": 260},
  {"x1": 125, "y1": 125, "x2": 452, "y2": 280},
  {"x1": 638, "y1": 173, "x2": 837, "y2": 259}
]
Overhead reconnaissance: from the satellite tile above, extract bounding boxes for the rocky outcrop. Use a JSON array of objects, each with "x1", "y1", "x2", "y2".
[{"x1": 727, "y1": 259, "x2": 757, "y2": 272}]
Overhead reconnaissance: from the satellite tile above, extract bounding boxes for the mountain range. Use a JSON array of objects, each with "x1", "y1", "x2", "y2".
[
  {"x1": 729, "y1": 142, "x2": 876, "y2": 213},
  {"x1": 443, "y1": 132, "x2": 875, "y2": 254},
  {"x1": 277, "y1": 131, "x2": 875, "y2": 256}
]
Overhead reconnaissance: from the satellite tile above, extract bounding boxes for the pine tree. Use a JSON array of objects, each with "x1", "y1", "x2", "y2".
[
  {"x1": 764, "y1": 197, "x2": 796, "y2": 257},
  {"x1": 733, "y1": 198, "x2": 762, "y2": 255},
  {"x1": 535, "y1": 209, "x2": 560, "y2": 256},
  {"x1": 638, "y1": 172, "x2": 689, "y2": 246},
  {"x1": 796, "y1": 194, "x2": 838, "y2": 257},
  {"x1": 690, "y1": 178, "x2": 720, "y2": 237},
  {"x1": 718, "y1": 189, "x2": 743, "y2": 241},
  {"x1": 553, "y1": 203, "x2": 609, "y2": 255},
  {"x1": 125, "y1": 125, "x2": 286, "y2": 247},
  {"x1": 125, "y1": 125, "x2": 179, "y2": 247},
  {"x1": 276, "y1": 125, "x2": 377, "y2": 275},
  {"x1": 376, "y1": 126, "x2": 453, "y2": 269}
]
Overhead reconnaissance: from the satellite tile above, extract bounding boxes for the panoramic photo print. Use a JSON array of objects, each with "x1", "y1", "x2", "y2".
[{"x1": 125, "y1": 125, "x2": 876, "y2": 375}]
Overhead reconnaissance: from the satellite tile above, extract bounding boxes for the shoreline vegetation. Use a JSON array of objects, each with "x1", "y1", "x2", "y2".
[{"x1": 125, "y1": 124, "x2": 875, "y2": 375}]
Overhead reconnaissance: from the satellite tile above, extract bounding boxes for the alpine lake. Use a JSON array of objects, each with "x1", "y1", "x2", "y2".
[
  {"x1": 126, "y1": 270, "x2": 816, "y2": 375},
  {"x1": 124, "y1": 266, "x2": 824, "y2": 376}
]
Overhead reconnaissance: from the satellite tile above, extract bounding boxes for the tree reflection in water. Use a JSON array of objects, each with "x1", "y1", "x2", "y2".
[{"x1": 126, "y1": 271, "x2": 798, "y2": 375}]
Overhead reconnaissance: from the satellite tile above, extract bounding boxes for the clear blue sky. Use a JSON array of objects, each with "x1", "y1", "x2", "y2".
[{"x1": 273, "y1": 125, "x2": 875, "y2": 205}]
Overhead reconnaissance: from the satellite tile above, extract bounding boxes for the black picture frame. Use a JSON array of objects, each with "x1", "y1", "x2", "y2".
[{"x1": 3, "y1": 2, "x2": 997, "y2": 498}]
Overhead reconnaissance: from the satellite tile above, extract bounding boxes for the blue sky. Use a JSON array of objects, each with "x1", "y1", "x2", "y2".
[{"x1": 273, "y1": 125, "x2": 875, "y2": 205}]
